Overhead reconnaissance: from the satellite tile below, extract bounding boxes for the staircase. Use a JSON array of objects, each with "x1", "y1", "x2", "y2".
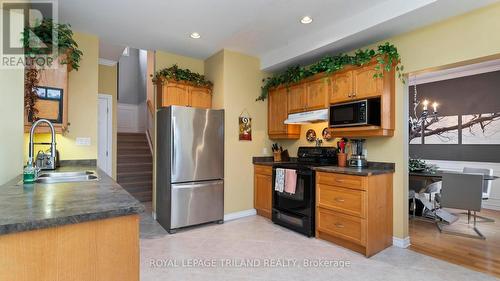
[{"x1": 117, "y1": 133, "x2": 152, "y2": 202}]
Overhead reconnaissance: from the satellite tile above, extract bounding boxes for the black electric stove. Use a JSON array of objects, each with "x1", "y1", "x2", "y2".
[{"x1": 272, "y1": 147, "x2": 337, "y2": 237}]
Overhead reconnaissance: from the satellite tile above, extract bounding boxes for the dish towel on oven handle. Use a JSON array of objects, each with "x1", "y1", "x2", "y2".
[
  {"x1": 275, "y1": 168, "x2": 285, "y2": 192},
  {"x1": 284, "y1": 169, "x2": 297, "y2": 194}
]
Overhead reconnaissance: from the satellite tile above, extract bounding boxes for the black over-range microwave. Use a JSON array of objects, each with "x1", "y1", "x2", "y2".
[{"x1": 329, "y1": 98, "x2": 381, "y2": 128}]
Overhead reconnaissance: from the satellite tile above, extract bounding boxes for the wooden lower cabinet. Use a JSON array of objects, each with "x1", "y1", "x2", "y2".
[
  {"x1": 316, "y1": 172, "x2": 393, "y2": 257},
  {"x1": 254, "y1": 165, "x2": 273, "y2": 219},
  {"x1": 0, "y1": 215, "x2": 140, "y2": 281}
]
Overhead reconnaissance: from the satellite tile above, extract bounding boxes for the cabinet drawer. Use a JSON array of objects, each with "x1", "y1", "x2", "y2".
[
  {"x1": 254, "y1": 165, "x2": 272, "y2": 176},
  {"x1": 317, "y1": 208, "x2": 366, "y2": 246},
  {"x1": 316, "y1": 172, "x2": 366, "y2": 190},
  {"x1": 317, "y1": 184, "x2": 366, "y2": 218}
]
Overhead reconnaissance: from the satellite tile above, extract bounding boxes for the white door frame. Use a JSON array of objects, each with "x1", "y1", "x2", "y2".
[{"x1": 98, "y1": 94, "x2": 113, "y2": 176}]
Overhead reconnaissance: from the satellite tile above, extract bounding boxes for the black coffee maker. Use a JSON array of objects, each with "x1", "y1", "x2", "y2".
[{"x1": 348, "y1": 139, "x2": 368, "y2": 168}]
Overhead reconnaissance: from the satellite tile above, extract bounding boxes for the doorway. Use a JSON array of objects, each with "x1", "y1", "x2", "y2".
[
  {"x1": 98, "y1": 94, "x2": 113, "y2": 176},
  {"x1": 407, "y1": 58, "x2": 500, "y2": 277}
]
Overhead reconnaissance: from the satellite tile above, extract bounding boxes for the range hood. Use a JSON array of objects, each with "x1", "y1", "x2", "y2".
[{"x1": 284, "y1": 109, "x2": 329, "y2": 124}]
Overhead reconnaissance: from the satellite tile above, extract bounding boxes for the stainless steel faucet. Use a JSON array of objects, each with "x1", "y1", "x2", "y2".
[{"x1": 28, "y1": 119, "x2": 57, "y2": 170}]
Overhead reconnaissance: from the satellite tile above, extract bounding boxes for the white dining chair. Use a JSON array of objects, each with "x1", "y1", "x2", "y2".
[{"x1": 463, "y1": 167, "x2": 495, "y2": 223}]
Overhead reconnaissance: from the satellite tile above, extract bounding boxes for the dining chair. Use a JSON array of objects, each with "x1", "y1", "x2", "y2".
[
  {"x1": 436, "y1": 172, "x2": 485, "y2": 239},
  {"x1": 463, "y1": 167, "x2": 495, "y2": 223}
]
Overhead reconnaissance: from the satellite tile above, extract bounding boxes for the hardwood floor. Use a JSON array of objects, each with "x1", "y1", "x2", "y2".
[{"x1": 409, "y1": 208, "x2": 500, "y2": 277}]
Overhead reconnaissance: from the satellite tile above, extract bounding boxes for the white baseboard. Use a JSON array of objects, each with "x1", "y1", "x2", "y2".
[
  {"x1": 393, "y1": 236, "x2": 411, "y2": 248},
  {"x1": 224, "y1": 209, "x2": 257, "y2": 222}
]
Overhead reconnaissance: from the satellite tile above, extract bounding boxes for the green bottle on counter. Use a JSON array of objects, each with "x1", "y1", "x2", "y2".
[{"x1": 23, "y1": 162, "x2": 36, "y2": 184}]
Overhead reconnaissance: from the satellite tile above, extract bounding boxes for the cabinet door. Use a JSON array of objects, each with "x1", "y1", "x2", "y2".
[
  {"x1": 287, "y1": 84, "x2": 306, "y2": 113},
  {"x1": 268, "y1": 88, "x2": 288, "y2": 135},
  {"x1": 161, "y1": 83, "x2": 189, "y2": 107},
  {"x1": 25, "y1": 57, "x2": 69, "y2": 133},
  {"x1": 254, "y1": 172, "x2": 272, "y2": 219},
  {"x1": 353, "y1": 65, "x2": 383, "y2": 99},
  {"x1": 305, "y1": 78, "x2": 328, "y2": 110},
  {"x1": 330, "y1": 71, "x2": 353, "y2": 104},
  {"x1": 189, "y1": 87, "x2": 212, "y2": 109}
]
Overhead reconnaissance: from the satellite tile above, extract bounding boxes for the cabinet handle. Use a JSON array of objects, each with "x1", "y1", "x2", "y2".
[
  {"x1": 347, "y1": 93, "x2": 351, "y2": 97},
  {"x1": 335, "y1": 223, "x2": 345, "y2": 228},
  {"x1": 335, "y1": 198, "x2": 345, "y2": 203},
  {"x1": 335, "y1": 179, "x2": 344, "y2": 183},
  {"x1": 352, "y1": 92, "x2": 356, "y2": 97}
]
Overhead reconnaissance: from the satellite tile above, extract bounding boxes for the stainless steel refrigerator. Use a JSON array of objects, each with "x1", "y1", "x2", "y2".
[{"x1": 156, "y1": 106, "x2": 224, "y2": 233}]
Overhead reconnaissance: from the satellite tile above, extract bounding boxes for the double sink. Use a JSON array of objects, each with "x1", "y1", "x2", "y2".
[{"x1": 34, "y1": 170, "x2": 99, "y2": 184}]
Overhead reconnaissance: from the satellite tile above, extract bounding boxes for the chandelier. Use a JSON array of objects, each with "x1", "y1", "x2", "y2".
[{"x1": 409, "y1": 80, "x2": 439, "y2": 135}]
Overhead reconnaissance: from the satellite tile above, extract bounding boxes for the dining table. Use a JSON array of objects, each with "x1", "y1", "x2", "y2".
[
  {"x1": 409, "y1": 170, "x2": 499, "y2": 192},
  {"x1": 410, "y1": 170, "x2": 499, "y2": 180}
]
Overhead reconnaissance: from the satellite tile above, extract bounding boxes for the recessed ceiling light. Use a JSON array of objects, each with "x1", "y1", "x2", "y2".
[
  {"x1": 190, "y1": 32, "x2": 201, "y2": 39},
  {"x1": 300, "y1": 16, "x2": 313, "y2": 24}
]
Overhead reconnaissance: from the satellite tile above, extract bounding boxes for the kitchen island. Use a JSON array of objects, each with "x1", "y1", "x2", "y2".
[{"x1": 0, "y1": 164, "x2": 144, "y2": 281}]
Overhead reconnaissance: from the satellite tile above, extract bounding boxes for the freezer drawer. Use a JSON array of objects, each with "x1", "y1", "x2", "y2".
[{"x1": 171, "y1": 180, "x2": 224, "y2": 229}]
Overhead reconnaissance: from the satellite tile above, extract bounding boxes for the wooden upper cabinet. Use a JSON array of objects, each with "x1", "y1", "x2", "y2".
[
  {"x1": 189, "y1": 87, "x2": 212, "y2": 109},
  {"x1": 287, "y1": 84, "x2": 306, "y2": 113},
  {"x1": 353, "y1": 64, "x2": 383, "y2": 100},
  {"x1": 330, "y1": 71, "x2": 353, "y2": 104},
  {"x1": 268, "y1": 88, "x2": 300, "y2": 139},
  {"x1": 329, "y1": 58, "x2": 396, "y2": 137},
  {"x1": 157, "y1": 80, "x2": 212, "y2": 109},
  {"x1": 24, "y1": 58, "x2": 69, "y2": 134},
  {"x1": 268, "y1": 88, "x2": 288, "y2": 134},
  {"x1": 305, "y1": 78, "x2": 329, "y2": 111},
  {"x1": 160, "y1": 83, "x2": 189, "y2": 107}
]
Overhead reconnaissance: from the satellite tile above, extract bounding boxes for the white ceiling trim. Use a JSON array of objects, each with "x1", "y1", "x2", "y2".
[
  {"x1": 260, "y1": 0, "x2": 437, "y2": 70},
  {"x1": 98, "y1": 58, "x2": 118, "y2": 66},
  {"x1": 409, "y1": 58, "x2": 500, "y2": 85}
]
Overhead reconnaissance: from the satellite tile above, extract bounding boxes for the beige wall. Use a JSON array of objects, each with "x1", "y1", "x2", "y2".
[
  {"x1": 277, "y1": 3, "x2": 500, "y2": 239},
  {"x1": 0, "y1": 5, "x2": 27, "y2": 184},
  {"x1": 23, "y1": 32, "x2": 99, "y2": 162},
  {"x1": 367, "y1": 3, "x2": 500, "y2": 239},
  {"x1": 205, "y1": 50, "x2": 273, "y2": 214},
  {"x1": 155, "y1": 50, "x2": 205, "y2": 74},
  {"x1": 0, "y1": 67, "x2": 24, "y2": 184},
  {"x1": 98, "y1": 64, "x2": 118, "y2": 179}
]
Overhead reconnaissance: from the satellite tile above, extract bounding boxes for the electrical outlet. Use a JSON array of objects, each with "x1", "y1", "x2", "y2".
[{"x1": 76, "y1": 137, "x2": 91, "y2": 146}]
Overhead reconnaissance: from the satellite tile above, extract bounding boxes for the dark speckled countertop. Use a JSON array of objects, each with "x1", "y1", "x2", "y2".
[
  {"x1": 253, "y1": 156, "x2": 394, "y2": 176},
  {"x1": 0, "y1": 165, "x2": 144, "y2": 235},
  {"x1": 311, "y1": 165, "x2": 395, "y2": 176}
]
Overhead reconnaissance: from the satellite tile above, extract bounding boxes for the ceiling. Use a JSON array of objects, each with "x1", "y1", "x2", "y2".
[{"x1": 59, "y1": 0, "x2": 499, "y2": 72}]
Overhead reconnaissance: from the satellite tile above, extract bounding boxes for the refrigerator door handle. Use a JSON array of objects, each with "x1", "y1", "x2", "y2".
[
  {"x1": 171, "y1": 116, "x2": 176, "y2": 178},
  {"x1": 172, "y1": 179, "x2": 224, "y2": 188}
]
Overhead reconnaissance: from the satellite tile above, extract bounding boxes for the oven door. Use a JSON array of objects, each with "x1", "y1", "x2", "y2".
[
  {"x1": 329, "y1": 100, "x2": 367, "y2": 128},
  {"x1": 272, "y1": 168, "x2": 314, "y2": 217}
]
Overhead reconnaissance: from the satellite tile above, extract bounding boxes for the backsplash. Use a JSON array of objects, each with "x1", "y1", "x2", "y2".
[{"x1": 277, "y1": 122, "x2": 340, "y2": 157}]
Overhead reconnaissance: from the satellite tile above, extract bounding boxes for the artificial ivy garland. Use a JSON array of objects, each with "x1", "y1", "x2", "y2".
[
  {"x1": 153, "y1": 64, "x2": 213, "y2": 88},
  {"x1": 257, "y1": 42, "x2": 404, "y2": 101}
]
